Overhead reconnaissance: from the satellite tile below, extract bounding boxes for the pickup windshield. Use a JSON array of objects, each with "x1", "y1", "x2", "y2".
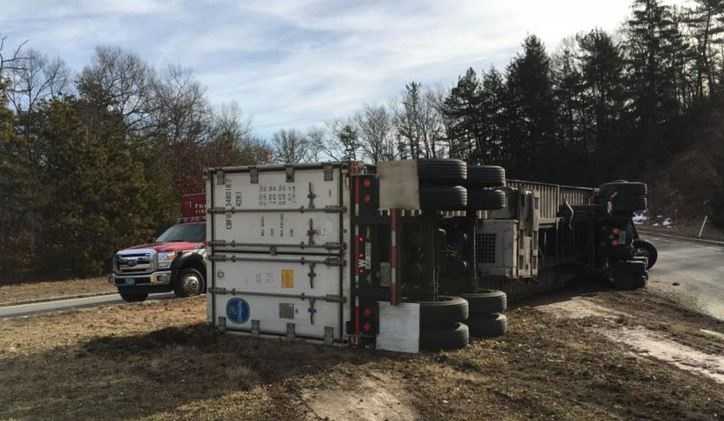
[{"x1": 156, "y1": 223, "x2": 205, "y2": 242}]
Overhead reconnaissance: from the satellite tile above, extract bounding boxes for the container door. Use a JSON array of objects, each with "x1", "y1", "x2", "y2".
[{"x1": 206, "y1": 165, "x2": 350, "y2": 342}]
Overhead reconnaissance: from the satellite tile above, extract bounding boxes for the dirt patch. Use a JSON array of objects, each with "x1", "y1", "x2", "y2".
[
  {"x1": 603, "y1": 326, "x2": 724, "y2": 384},
  {"x1": 0, "y1": 276, "x2": 115, "y2": 306},
  {"x1": 303, "y1": 371, "x2": 417, "y2": 421},
  {"x1": 537, "y1": 296, "x2": 631, "y2": 320}
]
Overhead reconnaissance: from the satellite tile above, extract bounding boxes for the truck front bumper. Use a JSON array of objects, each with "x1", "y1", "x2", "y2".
[{"x1": 110, "y1": 271, "x2": 173, "y2": 287}]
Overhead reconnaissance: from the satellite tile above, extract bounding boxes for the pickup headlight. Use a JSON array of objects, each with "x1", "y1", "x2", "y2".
[{"x1": 157, "y1": 252, "x2": 175, "y2": 269}]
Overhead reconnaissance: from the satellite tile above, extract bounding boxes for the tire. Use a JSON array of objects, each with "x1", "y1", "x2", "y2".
[
  {"x1": 174, "y1": 268, "x2": 206, "y2": 298},
  {"x1": 467, "y1": 165, "x2": 506, "y2": 188},
  {"x1": 461, "y1": 290, "x2": 507, "y2": 314},
  {"x1": 599, "y1": 181, "x2": 647, "y2": 197},
  {"x1": 612, "y1": 195, "x2": 647, "y2": 212},
  {"x1": 420, "y1": 322, "x2": 469, "y2": 351},
  {"x1": 419, "y1": 185, "x2": 467, "y2": 210},
  {"x1": 417, "y1": 159, "x2": 467, "y2": 185},
  {"x1": 633, "y1": 273, "x2": 648, "y2": 289},
  {"x1": 468, "y1": 189, "x2": 506, "y2": 211},
  {"x1": 633, "y1": 239, "x2": 657, "y2": 269},
  {"x1": 416, "y1": 296, "x2": 469, "y2": 328},
  {"x1": 120, "y1": 292, "x2": 148, "y2": 303},
  {"x1": 468, "y1": 313, "x2": 507, "y2": 338}
]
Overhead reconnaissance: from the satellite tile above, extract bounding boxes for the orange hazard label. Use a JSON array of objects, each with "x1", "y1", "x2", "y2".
[{"x1": 281, "y1": 269, "x2": 294, "y2": 288}]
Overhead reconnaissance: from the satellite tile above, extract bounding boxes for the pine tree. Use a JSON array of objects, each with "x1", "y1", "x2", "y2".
[
  {"x1": 480, "y1": 67, "x2": 507, "y2": 163},
  {"x1": 686, "y1": 0, "x2": 724, "y2": 98},
  {"x1": 442, "y1": 68, "x2": 482, "y2": 160},
  {"x1": 504, "y1": 35, "x2": 558, "y2": 179},
  {"x1": 578, "y1": 29, "x2": 627, "y2": 181}
]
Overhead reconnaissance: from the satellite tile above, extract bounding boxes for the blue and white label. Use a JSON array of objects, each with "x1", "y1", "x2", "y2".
[{"x1": 226, "y1": 297, "x2": 250, "y2": 324}]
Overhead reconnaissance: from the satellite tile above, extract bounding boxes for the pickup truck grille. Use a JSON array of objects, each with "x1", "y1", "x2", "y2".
[{"x1": 116, "y1": 251, "x2": 154, "y2": 274}]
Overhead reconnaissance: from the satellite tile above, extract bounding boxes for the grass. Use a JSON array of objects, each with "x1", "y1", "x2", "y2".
[
  {"x1": 0, "y1": 276, "x2": 115, "y2": 306},
  {"x1": 0, "y1": 289, "x2": 722, "y2": 420}
]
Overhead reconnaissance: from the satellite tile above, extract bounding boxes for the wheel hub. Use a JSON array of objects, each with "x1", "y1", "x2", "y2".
[{"x1": 183, "y1": 274, "x2": 201, "y2": 294}]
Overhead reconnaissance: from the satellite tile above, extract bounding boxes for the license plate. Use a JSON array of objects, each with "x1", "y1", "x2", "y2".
[{"x1": 117, "y1": 278, "x2": 134, "y2": 286}]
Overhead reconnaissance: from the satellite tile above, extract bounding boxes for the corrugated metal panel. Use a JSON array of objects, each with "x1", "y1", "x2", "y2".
[{"x1": 508, "y1": 179, "x2": 594, "y2": 220}]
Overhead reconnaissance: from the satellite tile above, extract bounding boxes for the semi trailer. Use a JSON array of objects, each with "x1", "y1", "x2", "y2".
[{"x1": 205, "y1": 160, "x2": 655, "y2": 353}]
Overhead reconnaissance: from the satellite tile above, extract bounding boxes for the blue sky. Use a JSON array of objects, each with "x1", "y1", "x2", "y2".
[{"x1": 1, "y1": 0, "x2": 688, "y2": 137}]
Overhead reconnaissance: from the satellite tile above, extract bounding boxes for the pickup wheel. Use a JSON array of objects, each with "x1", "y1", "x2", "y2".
[
  {"x1": 174, "y1": 268, "x2": 205, "y2": 298},
  {"x1": 120, "y1": 292, "x2": 148, "y2": 303}
]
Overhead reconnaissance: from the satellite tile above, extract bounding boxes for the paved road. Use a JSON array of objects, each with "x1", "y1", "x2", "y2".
[
  {"x1": 643, "y1": 233, "x2": 724, "y2": 321},
  {"x1": 0, "y1": 292, "x2": 174, "y2": 318}
]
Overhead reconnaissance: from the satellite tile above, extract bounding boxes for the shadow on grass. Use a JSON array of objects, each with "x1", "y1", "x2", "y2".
[{"x1": 0, "y1": 323, "x2": 412, "y2": 420}]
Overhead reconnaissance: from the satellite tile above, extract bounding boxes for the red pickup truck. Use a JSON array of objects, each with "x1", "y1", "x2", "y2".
[{"x1": 110, "y1": 194, "x2": 207, "y2": 302}]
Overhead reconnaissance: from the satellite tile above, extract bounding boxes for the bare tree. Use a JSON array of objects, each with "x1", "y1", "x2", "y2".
[
  {"x1": 356, "y1": 104, "x2": 396, "y2": 163},
  {"x1": 7, "y1": 49, "x2": 69, "y2": 115},
  {"x1": 150, "y1": 65, "x2": 210, "y2": 145},
  {"x1": 271, "y1": 129, "x2": 309, "y2": 163},
  {"x1": 394, "y1": 82, "x2": 446, "y2": 159},
  {"x1": 78, "y1": 46, "x2": 154, "y2": 132}
]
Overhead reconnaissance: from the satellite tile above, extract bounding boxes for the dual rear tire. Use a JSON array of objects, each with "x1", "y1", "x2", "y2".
[{"x1": 461, "y1": 290, "x2": 508, "y2": 338}]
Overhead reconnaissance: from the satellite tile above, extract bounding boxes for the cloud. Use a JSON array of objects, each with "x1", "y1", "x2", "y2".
[{"x1": 0, "y1": 0, "x2": 689, "y2": 136}]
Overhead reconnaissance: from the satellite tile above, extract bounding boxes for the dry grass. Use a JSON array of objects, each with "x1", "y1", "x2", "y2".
[
  {"x1": 1, "y1": 289, "x2": 723, "y2": 420},
  {"x1": 0, "y1": 276, "x2": 115, "y2": 306}
]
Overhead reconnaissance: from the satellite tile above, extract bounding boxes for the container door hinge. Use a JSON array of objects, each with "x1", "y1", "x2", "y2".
[
  {"x1": 307, "y1": 263, "x2": 317, "y2": 289},
  {"x1": 250, "y1": 167, "x2": 259, "y2": 184},
  {"x1": 307, "y1": 182, "x2": 317, "y2": 208},
  {"x1": 285, "y1": 166, "x2": 295, "y2": 182},
  {"x1": 251, "y1": 320, "x2": 260, "y2": 335},
  {"x1": 216, "y1": 170, "x2": 226, "y2": 185},
  {"x1": 307, "y1": 219, "x2": 319, "y2": 245},
  {"x1": 217, "y1": 316, "x2": 227, "y2": 332},
  {"x1": 307, "y1": 297, "x2": 318, "y2": 325}
]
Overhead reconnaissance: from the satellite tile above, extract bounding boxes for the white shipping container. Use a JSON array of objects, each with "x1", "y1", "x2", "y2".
[{"x1": 206, "y1": 164, "x2": 352, "y2": 342}]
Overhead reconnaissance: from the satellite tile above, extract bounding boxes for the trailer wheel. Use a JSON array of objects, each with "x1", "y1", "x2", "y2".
[
  {"x1": 468, "y1": 313, "x2": 507, "y2": 338},
  {"x1": 611, "y1": 195, "x2": 647, "y2": 213},
  {"x1": 419, "y1": 185, "x2": 467, "y2": 210},
  {"x1": 633, "y1": 239, "x2": 657, "y2": 269},
  {"x1": 420, "y1": 322, "x2": 469, "y2": 351},
  {"x1": 417, "y1": 159, "x2": 467, "y2": 185},
  {"x1": 174, "y1": 268, "x2": 205, "y2": 297},
  {"x1": 467, "y1": 165, "x2": 506, "y2": 188},
  {"x1": 416, "y1": 295, "x2": 469, "y2": 328},
  {"x1": 599, "y1": 181, "x2": 647, "y2": 197},
  {"x1": 467, "y1": 189, "x2": 506, "y2": 211},
  {"x1": 461, "y1": 290, "x2": 507, "y2": 314},
  {"x1": 120, "y1": 292, "x2": 148, "y2": 303}
]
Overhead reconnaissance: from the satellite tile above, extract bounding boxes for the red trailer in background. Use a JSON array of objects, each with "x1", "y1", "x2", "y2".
[{"x1": 181, "y1": 193, "x2": 206, "y2": 221}]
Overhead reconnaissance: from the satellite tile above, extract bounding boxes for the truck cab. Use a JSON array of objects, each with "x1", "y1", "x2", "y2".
[{"x1": 112, "y1": 221, "x2": 207, "y2": 302}]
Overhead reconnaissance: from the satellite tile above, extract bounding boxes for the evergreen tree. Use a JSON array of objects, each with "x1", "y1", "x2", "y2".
[
  {"x1": 442, "y1": 68, "x2": 481, "y2": 160},
  {"x1": 686, "y1": 0, "x2": 724, "y2": 98},
  {"x1": 578, "y1": 29, "x2": 627, "y2": 181},
  {"x1": 504, "y1": 35, "x2": 558, "y2": 180},
  {"x1": 479, "y1": 67, "x2": 507, "y2": 163}
]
